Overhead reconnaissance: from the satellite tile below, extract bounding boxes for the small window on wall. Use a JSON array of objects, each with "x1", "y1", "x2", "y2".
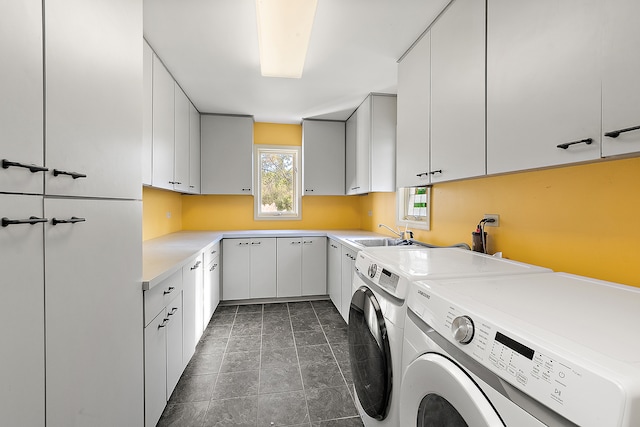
[
  {"x1": 397, "y1": 186, "x2": 431, "y2": 230},
  {"x1": 254, "y1": 145, "x2": 301, "y2": 220}
]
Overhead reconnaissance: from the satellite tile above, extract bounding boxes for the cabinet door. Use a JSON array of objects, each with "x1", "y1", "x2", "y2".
[
  {"x1": 204, "y1": 256, "x2": 220, "y2": 329},
  {"x1": 251, "y1": 238, "x2": 277, "y2": 298},
  {"x1": 396, "y1": 32, "x2": 431, "y2": 188},
  {"x1": 0, "y1": 0, "x2": 44, "y2": 195},
  {"x1": 302, "y1": 237, "x2": 327, "y2": 296},
  {"x1": 166, "y1": 291, "x2": 183, "y2": 399},
  {"x1": 486, "y1": 0, "x2": 601, "y2": 174},
  {"x1": 173, "y1": 84, "x2": 190, "y2": 193},
  {"x1": 44, "y1": 0, "x2": 142, "y2": 199},
  {"x1": 0, "y1": 194, "x2": 45, "y2": 427},
  {"x1": 44, "y1": 198, "x2": 143, "y2": 426},
  {"x1": 152, "y1": 55, "x2": 176, "y2": 191},
  {"x1": 277, "y1": 238, "x2": 303, "y2": 297},
  {"x1": 189, "y1": 103, "x2": 201, "y2": 193},
  {"x1": 340, "y1": 246, "x2": 356, "y2": 323},
  {"x1": 430, "y1": 0, "x2": 485, "y2": 183},
  {"x1": 602, "y1": 0, "x2": 640, "y2": 156},
  {"x1": 201, "y1": 115, "x2": 254, "y2": 195},
  {"x1": 144, "y1": 310, "x2": 167, "y2": 427},
  {"x1": 302, "y1": 120, "x2": 345, "y2": 195},
  {"x1": 355, "y1": 99, "x2": 371, "y2": 193},
  {"x1": 327, "y1": 240, "x2": 342, "y2": 312},
  {"x1": 183, "y1": 254, "x2": 203, "y2": 364},
  {"x1": 222, "y1": 239, "x2": 251, "y2": 300},
  {"x1": 142, "y1": 40, "x2": 153, "y2": 186},
  {"x1": 345, "y1": 113, "x2": 358, "y2": 195},
  {"x1": 370, "y1": 95, "x2": 397, "y2": 192}
]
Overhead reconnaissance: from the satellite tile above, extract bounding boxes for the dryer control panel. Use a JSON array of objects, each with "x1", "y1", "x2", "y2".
[{"x1": 407, "y1": 282, "x2": 625, "y2": 427}]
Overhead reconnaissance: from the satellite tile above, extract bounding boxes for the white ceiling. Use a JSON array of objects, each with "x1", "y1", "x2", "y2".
[{"x1": 143, "y1": 0, "x2": 451, "y2": 124}]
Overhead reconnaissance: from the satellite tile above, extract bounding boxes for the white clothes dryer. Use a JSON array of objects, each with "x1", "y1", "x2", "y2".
[
  {"x1": 347, "y1": 247, "x2": 550, "y2": 427},
  {"x1": 401, "y1": 272, "x2": 640, "y2": 427}
]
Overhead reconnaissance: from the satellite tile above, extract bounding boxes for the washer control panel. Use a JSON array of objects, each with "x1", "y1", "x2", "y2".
[
  {"x1": 355, "y1": 255, "x2": 400, "y2": 295},
  {"x1": 408, "y1": 284, "x2": 624, "y2": 427}
]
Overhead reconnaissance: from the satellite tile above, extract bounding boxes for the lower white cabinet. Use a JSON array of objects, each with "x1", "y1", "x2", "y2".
[
  {"x1": 340, "y1": 245, "x2": 357, "y2": 323},
  {"x1": 165, "y1": 292, "x2": 184, "y2": 399},
  {"x1": 302, "y1": 238, "x2": 327, "y2": 295},
  {"x1": 276, "y1": 237, "x2": 327, "y2": 297},
  {"x1": 222, "y1": 238, "x2": 276, "y2": 300},
  {"x1": 203, "y1": 243, "x2": 221, "y2": 329},
  {"x1": 183, "y1": 253, "x2": 204, "y2": 364},
  {"x1": 327, "y1": 239, "x2": 342, "y2": 312},
  {"x1": 0, "y1": 194, "x2": 45, "y2": 427},
  {"x1": 277, "y1": 238, "x2": 303, "y2": 297}
]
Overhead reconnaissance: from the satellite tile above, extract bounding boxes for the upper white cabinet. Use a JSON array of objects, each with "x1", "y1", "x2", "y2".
[
  {"x1": 44, "y1": 0, "x2": 142, "y2": 200},
  {"x1": 189, "y1": 103, "x2": 201, "y2": 194},
  {"x1": 201, "y1": 115, "x2": 254, "y2": 195},
  {"x1": 302, "y1": 120, "x2": 345, "y2": 195},
  {"x1": 396, "y1": 32, "x2": 431, "y2": 189},
  {"x1": 173, "y1": 84, "x2": 191, "y2": 193},
  {"x1": 602, "y1": 0, "x2": 640, "y2": 157},
  {"x1": 152, "y1": 55, "x2": 175, "y2": 191},
  {"x1": 142, "y1": 40, "x2": 153, "y2": 186},
  {"x1": 486, "y1": 0, "x2": 602, "y2": 174},
  {"x1": 0, "y1": 0, "x2": 44, "y2": 195},
  {"x1": 346, "y1": 94, "x2": 397, "y2": 195},
  {"x1": 430, "y1": 0, "x2": 485, "y2": 183}
]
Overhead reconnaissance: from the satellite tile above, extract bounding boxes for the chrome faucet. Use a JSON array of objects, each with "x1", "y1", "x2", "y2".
[{"x1": 378, "y1": 224, "x2": 413, "y2": 240}]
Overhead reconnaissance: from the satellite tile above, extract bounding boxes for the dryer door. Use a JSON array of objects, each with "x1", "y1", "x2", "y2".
[
  {"x1": 400, "y1": 352, "x2": 505, "y2": 427},
  {"x1": 348, "y1": 285, "x2": 392, "y2": 420}
]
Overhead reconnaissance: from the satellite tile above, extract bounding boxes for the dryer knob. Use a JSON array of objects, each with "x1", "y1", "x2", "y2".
[
  {"x1": 452, "y1": 316, "x2": 474, "y2": 344},
  {"x1": 368, "y1": 264, "x2": 377, "y2": 279}
]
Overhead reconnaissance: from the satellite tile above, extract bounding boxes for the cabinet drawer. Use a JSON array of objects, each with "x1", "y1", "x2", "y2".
[
  {"x1": 144, "y1": 270, "x2": 183, "y2": 327},
  {"x1": 204, "y1": 241, "x2": 221, "y2": 266}
]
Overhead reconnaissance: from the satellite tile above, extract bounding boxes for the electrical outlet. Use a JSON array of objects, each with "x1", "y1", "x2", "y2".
[
  {"x1": 484, "y1": 214, "x2": 499, "y2": 227},
  {"x1": 166, "y1": 211, "x2": 172, "y2": 219}
]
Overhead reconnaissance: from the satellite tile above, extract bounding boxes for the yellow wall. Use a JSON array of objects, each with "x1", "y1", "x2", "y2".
[
  {"x1": 363, "y1": 157, "x2": 640, "y2": 287},
  {"x1": 142, "y1": 186, "x2": 183, "y2": 241}
]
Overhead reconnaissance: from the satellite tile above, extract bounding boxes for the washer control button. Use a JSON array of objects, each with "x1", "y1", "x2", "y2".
[
  {"x1": 451, "y1": 315, "x2": 475, "y2": 344},
  {"x1": 367, "y1": 264, "x2": 377, "y2": 279}
]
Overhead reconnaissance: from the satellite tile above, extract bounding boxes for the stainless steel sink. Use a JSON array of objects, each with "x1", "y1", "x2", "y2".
[{"x1": 348, "y1": 238, "x2": 414, "y2": 247}]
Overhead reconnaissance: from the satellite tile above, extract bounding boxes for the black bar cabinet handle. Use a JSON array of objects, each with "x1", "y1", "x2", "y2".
[
  {"x1": 51, "y1": 216, "x2": 86, "y2": 225},
  {"x1": 163, "y1": 286, "x2": 175, "y2": 295},
  {"x1": 2, "y1": 159, "x2": 49, "y2": 173},
  {"x1": 53, "y1": 169, "x2": 87, "y2": 179},
  {"x1": 430, "y1": 170, "x2": 443, "y2": 175},
  {"x1": 557, "y1": 138, "x2": 593, "y2": 149},
  {"x1": 416, "y1": 172, "x2": 429, "y2": 177},
  {"x1": 2, "y1": 216, "x2": 48, "y2": 227},
  {"x1": 604, "y1": 125, "x2": 640, "y2": 138}
]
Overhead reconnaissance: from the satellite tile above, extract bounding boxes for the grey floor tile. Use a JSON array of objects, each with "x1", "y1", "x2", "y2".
[
  {"x1": 184, "y1": 352, "x2": 224, "y2": 376},
  {"x1": 212, "y1": 370, "x2": 259, "y2": 400},
  {"x1": 294, "y1": 328, "x2": 328, "y2": 347},
  {"x1": 204, "y1": 396, "x2": 258, "y2": 426},
  {"x1": 263, "y1": 310, "x2": 291, "y2": 322},
  {"x1": 170, "y1": 373, "x2": 216, "y2": 403},
  {"x1": 208, "y1": 312, "x2": 237, "y2": 326},
  {"x1": 257, "y1": 390, "x2": 310, "y2": 427},
  {"x1": 311, "y1": 417, "x2": 364, "y2": 427},
  {"x1": 291, "y1": 316, "x2": 321, "y2": 332},
  {"x1": 305, "y1": 386, "x2": 358, "y2": 422},
  {"x1": 322, "y1": 326, "x2": 348, "y2": 345},
  {"x1": 263, "y1": 318, "x2": 292, "y2": 335},
  {"x1": 205, "y1": 324, "x2": 233, "y2": 339},
  {"x1": 259, "y1": 363, "x2": 303, "y2": 394},
  {"x1": 231, "y1": 321, "x2": 263, "y2": 337},
  {"x1": 235, "y1": 311, "x2": 263, "y2": 323},
  {"x1": 328, "y1": 343, "x2": 349, "y2": 362},
  {"x1": 214, "y1": 305, "x2": 239, "y2": 315},
  {"x1": 227, "y1": 335, "x2": 262, "y2": 353},
  {"x1": 310, "y1": 300, "x2": 335, "y2": 310},
  {"x1": 157, "y1": 401, "x2": 209, "y2": 427},
  {"x1": 262, "y1": 331, "x2": 295, "y2": 350},
  {"x1": 297, "y1": 344, "x2": 335, "y2": 366},
  {"x1": 220, "y1": 350, "x2": 261, "y2": 373},
  {"x1": 336, "y1": 358, "x2": 353, "y2": 384},
  {"x1": 237, "y1": 304, "x2": 263, "y2": 313},
  {"x1": 261, "y1": 346, "x2": 298, "y2": 369},
  {"x1": 316, "y1": 314, "x2": 347, "y2": 329},
  {"x1": 263, "y1": 302, "x2": 289, "y2": 312},
  {"x1": 300, "y1": 361, "x2": 345, "y2": 389},
  {"x1": 197, "y1": 337, "x2": 228, "y2": 355},
  {"x1": 288, "y1": 301, "x2": 314, "y2": 312}
]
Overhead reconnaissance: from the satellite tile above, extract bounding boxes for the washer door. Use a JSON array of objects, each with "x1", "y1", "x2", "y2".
[
  {"x1": 400, "y1": 353, "x2": 505, "y2": 427},
  {"x1": 348, "y1": 286, "x2": 392, "y2": 420}
]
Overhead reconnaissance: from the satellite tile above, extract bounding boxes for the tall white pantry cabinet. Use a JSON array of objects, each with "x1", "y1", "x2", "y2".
[{"x1": 0, "y1": 1, "x2": 144, "y2": 426}]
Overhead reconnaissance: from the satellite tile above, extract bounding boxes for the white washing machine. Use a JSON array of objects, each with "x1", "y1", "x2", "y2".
[
  {"x1": 401, "y1": 272, "x2": 640, "y2": 427},
  {"x1": 347, "y1": 247, "x2": 550, "y2": 427}
]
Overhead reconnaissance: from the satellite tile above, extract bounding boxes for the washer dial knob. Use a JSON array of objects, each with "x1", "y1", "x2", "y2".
[
  {"x1": 368, "y1": 264, "x2": 377, "y2": 279},
  {"x1": 452, "y1": 316, "x2": 474, "y2": 344}
]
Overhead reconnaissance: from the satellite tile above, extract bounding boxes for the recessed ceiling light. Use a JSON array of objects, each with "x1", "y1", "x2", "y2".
[{"x1": 255, "y1": 0, "x2": 318, "y2": 78}]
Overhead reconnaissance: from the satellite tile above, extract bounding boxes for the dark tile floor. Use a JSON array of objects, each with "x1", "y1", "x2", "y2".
[{"x1": 157, "y1": 300, "x2": 364, "y2": 427}]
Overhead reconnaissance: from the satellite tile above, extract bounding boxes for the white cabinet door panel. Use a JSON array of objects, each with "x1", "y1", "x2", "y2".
[
  {"x1": 277, "y1": 238, "x2": 302, "y2": 297},
  {"x1": 204, "y1": 256, "x2": 220, "y2": 328},
  {"x1": 152, "y1": 55, "x2": 175, "y2": 191},
  {"x1": 0, "y1": 0, "x2": 44, "y2": 195},
  {"x1": 183, "y1": 254, "x2": 203, "y2": 364},
  {"x1": 44, "y1": 0, "x2": 142, "y2": 199},
  {"x1": 327, "y1": 240, "x2": 342, "y2": 312},
  {"x1": 370, "y1": 96, "x2": 397, "y2": 191},
  {"x1": 142, "y1": 40, "x2": 153, "y2": 186},
  {"x1": 222, "y1": 239, "x2": 251, "y2": 300},
  {"x1": 302, "y1": 237, "x2": 327, "y2": 296},
  {"x1": 487, "y1": 0, "x2": 601, "y2": 174},
  {"x1": 173, "y1": 85, "x2": 190, "y2": 193},
  {"x1": 340, "y1": 246, "x2": 356, "y2": 323},
  {"x1": 355, "y1": 99, "x2": 371, "y2": 193},
  {"x1": 0, "y1": 194, "x2": 45, "y2": 427},
  {"x1": 189, "y1": 103, "x2": 201, "y2": 193},
  {"x1": 44, "y1": 198, "x2": 143, "y2": 427},
  {"x1": 251, "y1": 238, "x2": 277, "y2": 298},
  {"x1": 302, "y1": 120, "x2": 345, "y2": 195},
  {"x1": 345, "y1": 114, "x2": 358, "y2": 195},
  {"x1": 144, "y1": 310, "x2": 167, "y2": 427},
  {"x1": 166, "y1": 292, "x2": 183, "y2": 399}
]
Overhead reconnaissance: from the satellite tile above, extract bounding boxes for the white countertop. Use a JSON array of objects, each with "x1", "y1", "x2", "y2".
[{"x1": 142, "y1": 229, "x2": 384, "y2": 290}]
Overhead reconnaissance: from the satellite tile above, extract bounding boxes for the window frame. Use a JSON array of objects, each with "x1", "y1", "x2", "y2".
[
  {"x1": 254, "y1": 145, "x2": 302, "y2": 220},
  {"x1": 396, "y1": 185, "x2": 431, "y2": 231}
]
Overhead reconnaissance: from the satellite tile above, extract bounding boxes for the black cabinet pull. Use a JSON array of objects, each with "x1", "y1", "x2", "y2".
[
  {"x1": 51, "y1": 216, "x2": 86, "y2": 225},
  {"x1": 2, "y1": 216, "x2": 48, "y2": 227},
  {"x1": 241, "y1": 188, "x2": 251, "y2": 192},
  {"x1": 416, "y1": 172, "x2": 429, "y2": 177},
  {"x1": 167, "y1": 307, "x2": 178, "y2": 316},
  {"x1": 604, "y1": 125, "x2": 640, "y2": 138},
  {"x1": 305, "y1": 189, "x2": 314, "y2": 192},
  {"x1": 158, "y1": 318, "x2": 170, "y2": 329},
  {"x1": 430, "y1": 170, "x2": 442, "y2": 175},
  {"x1": 557, "y1": 138, "x2": 593, "y2": 149},
  {"x1": 163, "y1": 286, "x2": 175, "y2": 295},
  {"x1": 210, "y1": 263, "x2": 218, "y2": 272},
  {"x1": 2, "y1": 159, "x2": 48, "y2": 173},
  {"x1": 53, "y1": 169, "x2": 86, "y2": 179},
  {"x1": 190, "y1": 260, "x2": 202, "y2": 270}
]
